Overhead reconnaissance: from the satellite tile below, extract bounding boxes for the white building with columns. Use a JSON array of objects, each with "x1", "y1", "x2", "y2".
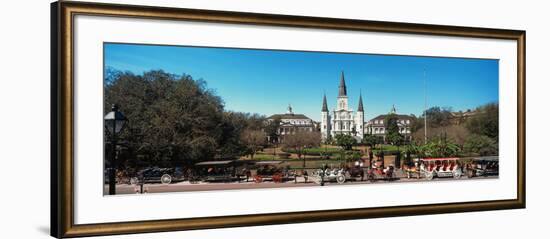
[{"x1": 321, "y1": 72, "x2": 365, "y2": 142}]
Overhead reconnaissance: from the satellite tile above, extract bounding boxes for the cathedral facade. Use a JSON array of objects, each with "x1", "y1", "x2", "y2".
[{"x1": 321, "y1": 72, "x2": 365, "y2": 142}]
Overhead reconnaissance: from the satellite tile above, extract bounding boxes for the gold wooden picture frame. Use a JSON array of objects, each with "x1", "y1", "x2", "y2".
[{"x1": 51, "y1": 1, "x2": 525, "y2": 238}]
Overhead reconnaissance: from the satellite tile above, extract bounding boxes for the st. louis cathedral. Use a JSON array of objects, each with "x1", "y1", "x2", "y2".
[{"x1": 321, "y1": 72, "x2": 365, "y2": 142}]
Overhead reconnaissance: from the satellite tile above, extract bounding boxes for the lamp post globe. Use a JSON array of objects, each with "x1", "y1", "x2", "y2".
[
  {"x1": 104, "y1": 104, "x2": 127, "y2": 195},
  {"x1": 104, "y1": 104, "x2": 127, "y2": 135}
]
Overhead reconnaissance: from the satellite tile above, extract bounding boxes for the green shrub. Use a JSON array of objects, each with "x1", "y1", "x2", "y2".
[{"x1": 464, "y1": 134, "x2": 498, "y2": 156}]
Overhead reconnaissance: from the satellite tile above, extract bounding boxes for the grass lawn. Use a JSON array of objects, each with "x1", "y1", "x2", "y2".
[
  {"x1": 247, "y1": 144, "x2": 402, "y2": 160},
  {"x1": 240, "y1": 153, "x2": 280, "y2": 160},
  {"x1": 254, "y1": 154, "x2": 280, "y2": 160},
  {"x1": 283, "y1": 146, "x2": 345, "y2": 155}
]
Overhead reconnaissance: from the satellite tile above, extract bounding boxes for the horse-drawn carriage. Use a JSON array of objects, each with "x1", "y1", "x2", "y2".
[
  {"x1": 252, "y1": 161, "x2": 294, "y2": 183},
  {"x1": 403, "y1": 163, "x2": 421, "y2": 179},
  {"x1": 367, "y1": 161, "x2": 396, "y2": 182},
  {"x1": 466, "y1": 156, "x2": 499, "y2": 178},
  {"x1": 419, "y1": 158, "x2": 463, "y2": 180},
  {"x1": 312, "y1": 167, "x2": 347, "y2": 184},
  {"x1": 191, "y1": 160, "x2": 243, "y2": 183},
  {"x1": 311, "y1": 161, "x2": 367, "y2": 185}
]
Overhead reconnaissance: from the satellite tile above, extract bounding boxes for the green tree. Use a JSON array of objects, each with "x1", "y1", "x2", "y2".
[
  {"x1": 264, "y1": 116, "x2": 281, "y2": 144},
  {"x1": 334, "y1": 134, "x2": 356, "y2": 150},
  {"x1": 402, "y1": 142, "x2": 421, "y2": 166},
  {"x1": 425, "y1": 106, "x2": 453, "y2": 127},
  {"x1": 409, "y1": 114, "x2": 424, "y2": 133},
  {"x1": 362, "y1": 133, "x2": 378, "y2": 160},
  {"x1": 466, "y1": 103, "x2": 499, "y2": 140},
  {"x1": 464, "y1": 134, "x2": 498, "y2": 156},
  {"x1": 217, "y1": 112, "x2": 248, "y2": 159},
  {"x1": 240, "y1": 129, "x2": 266, "y2": 159},
  {"x1": 362, "y1": 133, "x2": 379, "y2": 148},
  {"x1": 282, "y1": 131, "x2": 321, "y2": 167},
  {"x1": 105, "y1": 70, "x2": 228, "y2": 167},
  {"x1": 385, "y1": 113, "x2": 404, "y2": 146},
  {"x1": 417, "y1": 136, "x2": 461, "y2": 158}
]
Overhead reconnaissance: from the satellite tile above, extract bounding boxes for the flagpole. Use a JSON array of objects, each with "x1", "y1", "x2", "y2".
[{"x1": 424, "y1": 69, "x2": 428, "y2": 144}]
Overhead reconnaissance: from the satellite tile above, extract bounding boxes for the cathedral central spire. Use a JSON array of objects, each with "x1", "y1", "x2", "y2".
[{"x1": 338, "y1": 71, "x2": 347, "y2": 97}]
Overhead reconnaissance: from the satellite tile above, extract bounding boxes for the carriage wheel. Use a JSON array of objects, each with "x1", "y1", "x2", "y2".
[
  {"x1": 160, "y1": 174, "x2": 172, "y2": 185},
  {"x1": 273, "y1": 173, "x2": 283, "y2": 183},
  {"x1": 336, "y1": 175, "x2": 346, "y2": 184},
  {"x1": 189, "y1": 177, "x2": 199, "y2": 184},
  {"x1": 130, "y1": 177, "x2": 138, "y2": 185},
  {"x1": 386, "y1": 172, "x2": 394, "y2": 181},
  {"x1": 312, "y1": 175, "x2": 321, "y2": 184},
  {"x1": 254, "y1": 175, "x2": 263, "y2": 183},
  {"x1": 453, "y1": 170, "x2": 462, "y2": 179},
  {"x1": 425, "y1": 172, "x2": 434, "y2": 180},
  {"x1": 368, "y1": 172, "x2": 376, "y2": 182}
]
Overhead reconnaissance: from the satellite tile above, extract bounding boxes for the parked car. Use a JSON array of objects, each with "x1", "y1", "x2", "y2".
[
  {"x1": 466, "y1": 156, "x2": 499, "y2": 178},
  {"x1": 132, "y1": 167, "x2": 184, "y2": 185}
]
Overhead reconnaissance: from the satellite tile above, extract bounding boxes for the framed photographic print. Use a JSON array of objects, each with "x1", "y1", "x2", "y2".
[{"x1": 51, "y1": 1, "x2": 526, "y2": 238}]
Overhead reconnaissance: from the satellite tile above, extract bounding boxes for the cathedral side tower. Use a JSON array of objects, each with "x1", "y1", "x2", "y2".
[
  {"x1": 355, "y1": 92, "x2": 365, "y2": 139},
  {"x1": 321, "y1": 94, "x2": 330, "y2": 141}
]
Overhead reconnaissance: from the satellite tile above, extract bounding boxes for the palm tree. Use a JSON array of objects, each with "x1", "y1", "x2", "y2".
[
  {"x1": 362, "y1": 134, "x2": 378, "y2": 155},
  {"x1": 418, "y1": 136, "x2": 460, "y2": 158}
]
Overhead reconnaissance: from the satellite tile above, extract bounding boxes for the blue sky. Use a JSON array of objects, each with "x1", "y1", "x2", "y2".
[{"x1": 104, "y1": 43, "x2": 498, "y2": 121}]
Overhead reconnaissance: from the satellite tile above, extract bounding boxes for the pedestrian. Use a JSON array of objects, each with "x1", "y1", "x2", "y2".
[{"x1": 245, "y1": 169, "x2": 251, "y2": 182}]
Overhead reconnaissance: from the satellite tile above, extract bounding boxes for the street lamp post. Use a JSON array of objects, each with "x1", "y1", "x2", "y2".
[{"x1": 104, "y1": 104, "x2": 127, "y2": 195}]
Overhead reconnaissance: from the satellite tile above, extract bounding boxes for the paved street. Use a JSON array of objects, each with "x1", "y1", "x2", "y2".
[{"x1": 108, "y1": 175, "x2": 498, "y2": 195}]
